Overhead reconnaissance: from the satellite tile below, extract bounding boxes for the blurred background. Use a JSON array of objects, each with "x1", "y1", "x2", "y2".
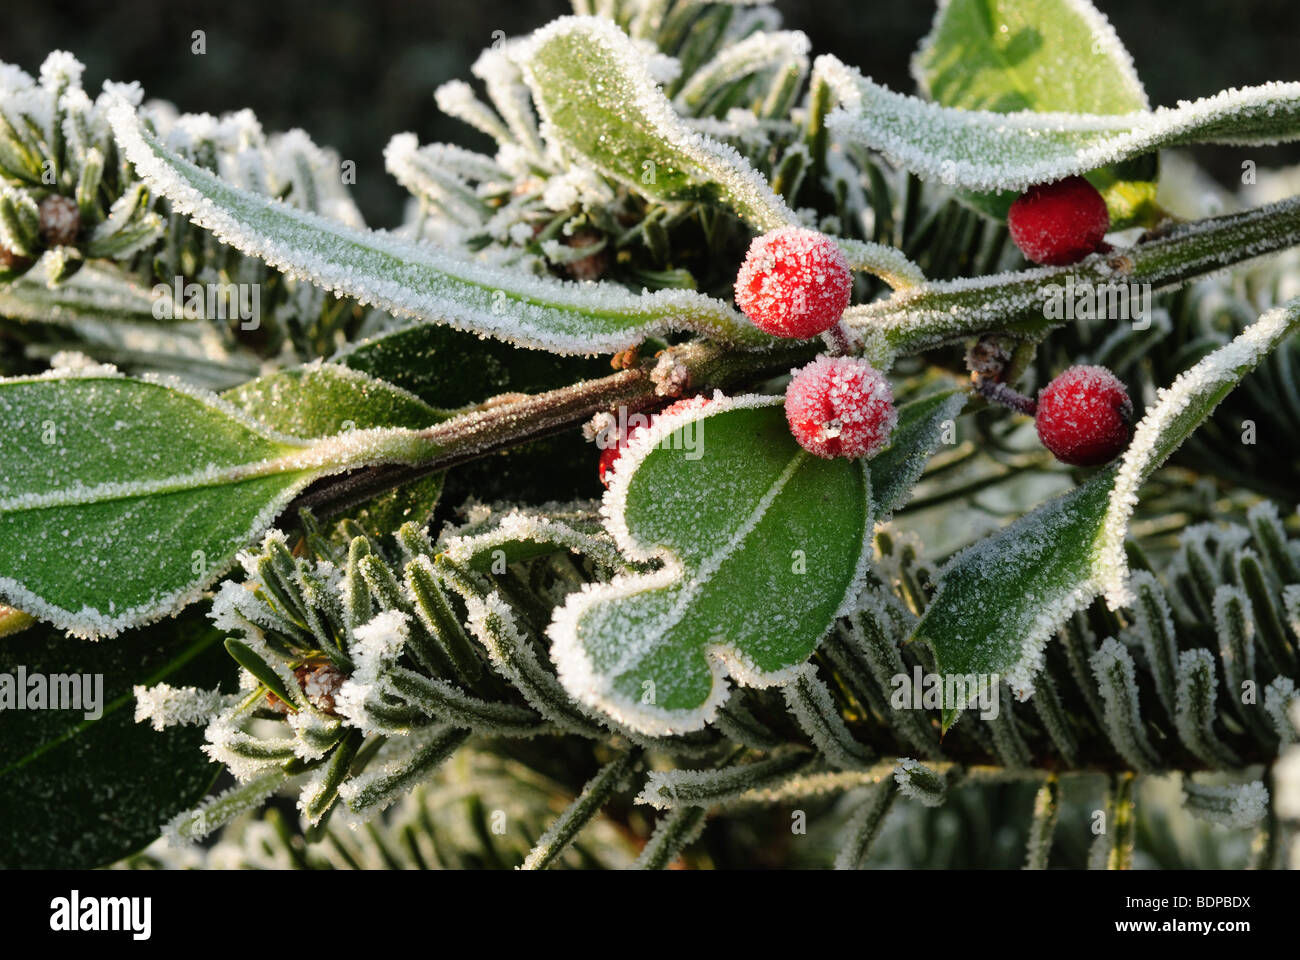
[{"x1": 5, "y1": 0, "x2": 1298, "y2": 225}]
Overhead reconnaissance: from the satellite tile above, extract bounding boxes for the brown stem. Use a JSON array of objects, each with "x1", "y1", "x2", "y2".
[
  {"x1": 286, "y1": 339, "x2": 814, "y2": 520},
  {"x1": 973, "y1": 375, "x2": 1037, "y2": 416}
]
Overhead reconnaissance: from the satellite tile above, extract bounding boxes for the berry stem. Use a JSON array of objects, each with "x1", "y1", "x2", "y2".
[
  {"x1": 973, "y1": 375, "x2": 1037, "y2": 416},
  {"x1": 821, "y1": 320, "x2": 858, "y2": 356}
]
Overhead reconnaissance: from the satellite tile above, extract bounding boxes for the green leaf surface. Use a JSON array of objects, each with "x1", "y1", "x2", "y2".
[
  {"x1": 517, "y1": 17, "x2": 923, "y2": 288},
  {"x1": 106, "y1": 98, "x2": 765, "y2": 355},
  {"x1": 822, "y1": 55, "x2": 1300, "y2": 197},
  {"x1": 870, "y1": 387, "x2": 969, "y2": 518},
  {"x1": 548, "y1": 396, "x2": 873, "y2": 735},
  {"x1": 0, "y1": 369, "x2": 437, "y2": 637},
  {"x1": 911, "y1": 0, "x2": 1157, "y2": 225},
  {"x1": 914, "y1": 0, "x2": 1148, "y2": 114},
  {"x1": 912, "y1": 301, "x2": 1300, "y2": 727},
  {"x1": 223, "y1": 361, "x2": 449, "y2": 533},
  {"x1": 332, "y1": 322, "x2": 607, "y2": 410},
  {"x1": 0, "y1": 608, "x2": 231, "y2": 868},
  {"x1": 223, "y1": 362, "x2": 445, "y2": 437},
  {"x1": 518, "y1": 16, "x2": 796, "y2": 231}
]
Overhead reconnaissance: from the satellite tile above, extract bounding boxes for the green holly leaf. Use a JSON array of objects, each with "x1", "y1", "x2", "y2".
[
  {"x1": 223, "y1": 361, "x2": 445, "y2": 437},
  {"x1": 0, "y1": 608, "x2": 231, "y2": 868},
  {"x1": 821, "y1": 56, "x2": 1300, "y2": 213},
  {"x1": 0, "y1": 367, "x2": 437, "y2": 637},
  {"x1": 911, "y1": 0, "x2": 1157, "y2": 225},
  {"x1": 548, "y1": 396, "x2": 873, "y2": 734},
  {"x1": 913, "y1": 300, "x2": 1300, "y2": 729},
  {"x1": 223, "y1": 361, "x2": 449, "y2": 532},
  {"x1": 332, "y1": 322, "x2": 607, "y2": 410},
  {"x1": 106, "y1": 97, "x2": 765, "y2": 355},
  {"x1": 516, "y1": 16, "x2": 922, "y2": 288}
]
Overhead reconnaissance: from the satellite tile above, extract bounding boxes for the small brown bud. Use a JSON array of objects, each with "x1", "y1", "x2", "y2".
[
  {"x1": 38, "y1": 195, "x2": 81, "y2": 247},
  {"x1": 966, "y1": 337, "x2": 1012, "y2": 381}
]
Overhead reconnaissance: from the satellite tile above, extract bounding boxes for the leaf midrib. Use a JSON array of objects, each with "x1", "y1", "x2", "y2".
[{"x1": 613, "y1": 448, "x2": 811, "y2": 675}]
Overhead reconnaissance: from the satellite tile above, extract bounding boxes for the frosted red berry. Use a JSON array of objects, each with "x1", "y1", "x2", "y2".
[
  {"x1": 1007, "y1": 176, "x2": 1109, "y2": 266},
  {"x1": 734, "y1": 226, "x2": 852, "y2": 339},
  {"x1": 1034, "y1": 365, "x2": 1133, "y2": 466},
  {"x1": 597, "y1": 396, "x2": 712, "y2": 486},
  {"x1": 785, "y1": 355, "x2": 897, "y2": 459}
]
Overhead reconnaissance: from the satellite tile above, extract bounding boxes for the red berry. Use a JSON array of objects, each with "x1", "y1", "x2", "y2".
[
  {"x1": 1007, "y1": 176, "x2": 1109, "y2": 266},
  {"x1": 785, "y1": 355, "x2": 897, "y2": 459},
  {"x1": 1034, "y1": 365, "x2": 1132, "y2": 466},
  {"x1": 734, "y1": 226, "x2": 852, "y2": 339},
  {"x1": 597, "y1": 429, "x2": 637, "y2": 487},
  {"x1": 597, "y1": 396, "x2": 713, "y2": 486}
]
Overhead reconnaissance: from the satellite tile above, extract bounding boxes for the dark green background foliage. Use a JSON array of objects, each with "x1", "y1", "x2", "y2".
[{"x1": 7, "y1": 0, "x2": 1297, "y2": 226}]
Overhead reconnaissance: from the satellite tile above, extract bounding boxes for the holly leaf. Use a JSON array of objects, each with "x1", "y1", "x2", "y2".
[
  {"x1": 911, "y1": 0, "x2": 1157, "y2": 225},
  {"x1": 0, "y1": 367, "x2": 437, "y2": 637},
  {"x1": 223, "y1": 361, "x2": 449, "y2": 531},
  {"x1": 912, "y1": 301, "x2": 1300, "y2": 728},
  {"x1": 223, "y1": 361, "x2": 445, "y2": 437},
  {"x1": 0, "y1": 608, "x2": 231, "y2": 868},
  {"x1": 548, "y1": 396, "x2": 874, "y2": 735},
  {"x1": 515, "y1": 16, "x2": 922, "y2": 288},
  {"x1": 821, "y1": 56, "x2": 1300, "y2": 200},
  {"x1": 106, "y1": 97, "x2": 765, "y2": 355},
  {"x1": 332, "y1": 322, "x2": 607, "y2": 410}
]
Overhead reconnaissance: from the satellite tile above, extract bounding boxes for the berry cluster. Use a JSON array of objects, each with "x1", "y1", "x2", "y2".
[{"x1": 595, "y1": 215, "x2": 1134, "y2": 480}]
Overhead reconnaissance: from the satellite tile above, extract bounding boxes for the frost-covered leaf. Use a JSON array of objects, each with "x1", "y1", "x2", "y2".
[
  {"x1": 223, "y1": 362, "x2": 445, "y2": 437},
  {"x1": 223, "y1": 362, "x2": 447, "y2": 531},
  {"x1": 106, "y1": 98, "x2": 765, "y2": 354},
  {"x1": 911, "y1": 0, "x2": 1157, "y2": 225},
  {"x1": 0, "y1": 367, "x2": 439, "y2": 637},
  {"x1": 821, "y1": 55, "x2": 1300, "y2": 195},
  {"x1": 0, "y1": 608, "x2": 230, "y2": 867},
  {"x1": 870, "y1": 387, "x2": 968, "y2": 518},
  {"x1": 912, "y1": 301, "x2": 1300, "y2": 726},
  {"x1": 674, "y1": 30, "x2": 809, "y2": 118},
  {"x1": 517, "y1": 16, "x2": 795, "y2": 231},
  {"x1": 914, "y1": 0, "x2": 1147, "y2": 114},
  {"x1": 548, "y1": 395, "x2": 873, "y2": 735},
  {"x1": 332, "y1": 322, "x2": 605, "y2": 410},
  {"x1": 1182, "y1": 779, "x2": 1268, "y2": 828},
  {"x1": 515, "y1": 17, "x2": 922, "y2": 288}
]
